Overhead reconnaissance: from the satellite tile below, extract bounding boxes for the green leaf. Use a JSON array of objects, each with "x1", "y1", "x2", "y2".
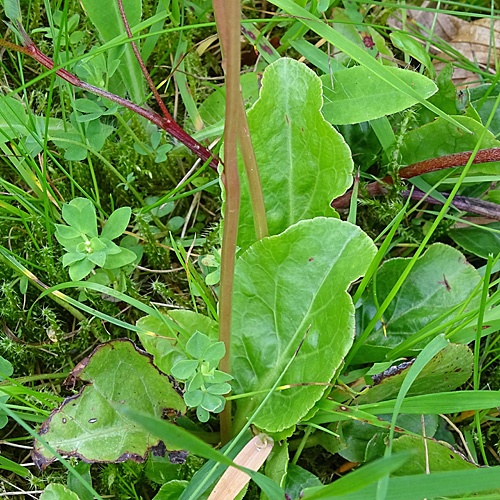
[
  {"x1": 355, "y1": 344, "x2": 473, "y2": 404},
  {"x1": 87, "y1": 249, "x2": 107, "y2": 268},
  {"x1": 202, "y1": 342, "x2": 225, "y2": 366},
  {"x1": 68, "y1": 258, "x2": 95, "y2": 281},
  {"x1": 40, "y1": 484, "x2": 80, "y2": 500},
  {"x1": 153, "y1": 480, "x2": 188, "y2": 500},
  {"x1": 232, "y1": 218, "x2": 376, "y2": 432},
  {"x1": 392, "y1": 436, "x2": 477, "y2": 475},
  {"x1": 390, "y1": 33, "x2": 435, "y2": 79},
  {"x1": 238, "y1": 58, "x2": 353, "y2": 249},
  {"x1": 102, "y1": 247, "x2": 137, "y2": 269},
  {"x1": 356, "y1": 244, "x2": 480, "y2": 361},
  {"x1": 4, "y1": 0, "x2": 21, "y2": 20},
  {"x1": 80, "y1": 0, "x2": 143, "y2": 104},
  {"x1": 269, "y1": 0, "x2": 469, "y2": 134},
  {"x1": 62, "y1": 252, "x2": 86, "y2": 267},
  {"x1": 201, "y1": 392, "x2": 224, "y2": 412},
  {"x1": 0, "y1": 453, "x2": 31, "y2": 477},
  {"x1": 55, "y1": 224, "x2": 82, "y2": 241},
  {"x1": 184, "y1": 390, "x2": 203, "y2": 407},
  {"x1": 470, "y1": 83, "x2": 500, "y2": 136},
  {"x1": 285, "y1": 465, "x2": 322, "y2": 500},
  {"x1": 32, "y1": 340, "x2": 186, "y2": 468},
  {"x1": 321, "y1": 66, "x2": 437, "y2": 125},
  {"x1": 62, "y1": 198, "x2": 98, "y2": 237},
  {"x1": 171, "y1": 360, "x2": 199, "y2": 380},
  {"x1": 137, "y1": 310, "x2": 219, "y2": 374},
  {"x1": 101, "y1": 207, "x2": 132, "y2": 240},
  {"x1": 67, "y1": 462, "x2": 93, "y2": 500},
  {"x1": 186, "y1": 331, "x2": 212, "y2": 359},
  {"x1": 449, "y1": 222, "x2": 500, "y2": 259},
  {"x1": 400, "y1": 116, "x2": 500, "y2": 181},
  {"x1": 0, "y1": 355, "x2": 14, "y2": 380},
  {"x1": 73, "y1": 98, "x2": 104, "y2": 114}
]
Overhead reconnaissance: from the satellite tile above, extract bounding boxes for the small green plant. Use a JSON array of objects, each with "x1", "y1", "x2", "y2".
[
  {"x1": 171, "y1": 332, "x2": 232, "y2": 423},
  {"x1": 54, "y1": 198, "x2": 137, "y2": 282}
]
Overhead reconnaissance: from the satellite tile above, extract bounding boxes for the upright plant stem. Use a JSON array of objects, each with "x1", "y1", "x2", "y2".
[
  {"x1": 213, "y1": 0, "x2": 242, "y2": 444},
  {"x1": 238, "y1": 97, "x2": 268, "y2": 240}
]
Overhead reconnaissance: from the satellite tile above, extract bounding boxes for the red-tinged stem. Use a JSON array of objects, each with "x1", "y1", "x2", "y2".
[
  {"x1": 116, "y1": 0, "x2": 172, "y2": 120},
  {"x1": 4, "y1": 24, "x2": 219, "y2": 172},
  {"x1": 332, "y1": 148, "x2": 500, "y2": 209},
  {"x1": 213, "y1": 0, "x2": 242, "y2": 444}
]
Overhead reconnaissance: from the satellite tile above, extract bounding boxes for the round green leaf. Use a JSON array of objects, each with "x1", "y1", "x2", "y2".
[
  {"x1": 186, "y1": 331, "x2": 212, "y2": 359},
  {"x1": 321, "y1": 66, "x2": 437, "y2": 125},
  {"x1": 32, "y1": 340, "x2": 186, "y2": 468},
  {"x1": 184, "y1": 390, "x2": 203, "y2": 408},
  {"x1": 238, "y1": 58, "x2": 353, "y2": 249},
  {"x1": 232, "y1": 218, "x2": 376, "y2": 432},
  {"x1": 102, "y1": 247, "x2": 137, "y2": 269}
]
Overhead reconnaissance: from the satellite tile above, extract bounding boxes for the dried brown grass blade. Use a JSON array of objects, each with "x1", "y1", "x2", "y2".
[{"x1": 207, "y1": 434, "x2": 274, "y2": 500}]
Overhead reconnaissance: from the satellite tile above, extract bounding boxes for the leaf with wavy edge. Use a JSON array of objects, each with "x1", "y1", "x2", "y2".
[
  {"x1": 238, "y1": 58, "x2": 353, "y2": 249},
  {"x1": 232, "y1": 218, "x2": 376, "y2": 432}
]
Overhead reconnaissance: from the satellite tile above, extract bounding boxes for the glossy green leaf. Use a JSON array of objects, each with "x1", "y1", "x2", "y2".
[
  {"x1": 232, "y1": 218, "x2": 376, "y2": 432},
  {"x1": 40, "y1": 484, "x2": 80, "y2": 500},
  {"x1": 80, "y1": 0, "x2": 143, "y2": 104},
  {"x1": 138, "y1": 310, "x2": 218, "y2": 374},
  {"x1": 449, "y1": 222, "x2": 500, "y2": 260},
  {"x1": 356, "y1": 244, "x2": 480, "y2": 359},
  {"x1": 238, "y1": 58, "x2": 353, "y2": 249},
  {"x1": 32, "y1": 340, "x2": 186, "y2": 468},
  {"x1": 392, "y1": 436, "x2": 477, "y2": 475},
  {"x1": 262, "y1": 441, "x2": 289, "y2": 500},
  {"x1": 390, "y1": 33, "x2": 435, "y2": 79},
  {"x1": 101, "y1": 207, "x2": 132, "y2": 240},
  {"x1": 355, "y1": 344, "x2": 473, "y2": 404},
  {"x1": 321, "y1": 66, "x2": 437, "y2": 125}
]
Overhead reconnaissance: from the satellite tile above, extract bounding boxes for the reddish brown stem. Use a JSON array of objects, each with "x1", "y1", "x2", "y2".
[
  {"x1": 7, "y1": 23, "x2": 219, "y2": 172},
  {"x1": 116, "y1": 0, "x2": 171, "y2": 120},
  {"x1": 332, "y1": 148, "x2": 500, "y2": 209}
]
